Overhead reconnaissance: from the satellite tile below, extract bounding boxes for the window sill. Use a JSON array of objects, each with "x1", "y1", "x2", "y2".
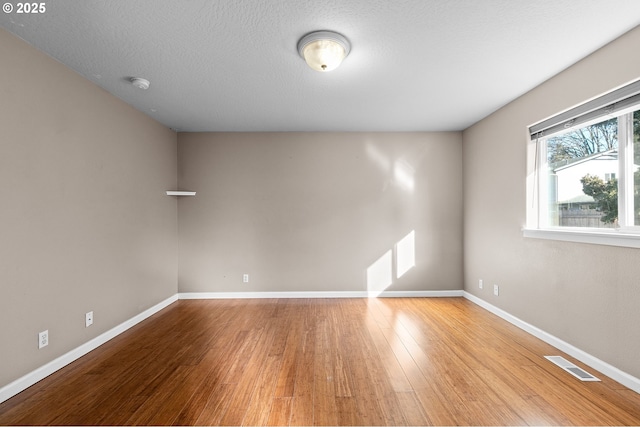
[{"x1": 522, "y1": 227, "x2": 640, "y2": 249}]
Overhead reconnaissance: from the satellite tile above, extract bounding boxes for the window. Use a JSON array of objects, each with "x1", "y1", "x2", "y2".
[{"x1": 526, "y1": 80, "x2": 640, "y2": 247}]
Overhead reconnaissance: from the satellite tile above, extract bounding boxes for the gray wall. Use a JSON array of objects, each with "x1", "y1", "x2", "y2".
[
  {"x1": 463, "y1": 26, "x2": 640, "y2": 379},
  {"x1": 178, "y1": 132, "x2": 463, "y2": 294},
  {"x1": 0, "y1": 29, "x2": 178, "y2": 387}
]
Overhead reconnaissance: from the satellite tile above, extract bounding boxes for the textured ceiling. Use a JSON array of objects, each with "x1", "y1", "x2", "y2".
[{"x1": 1, "y1": 0, "x2": 639, "y2": 132}]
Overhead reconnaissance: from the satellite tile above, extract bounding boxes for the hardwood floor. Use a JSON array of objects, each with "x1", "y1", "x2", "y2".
[{"x1": 1, "y1": 297, "x2": 639, "y2": 425}]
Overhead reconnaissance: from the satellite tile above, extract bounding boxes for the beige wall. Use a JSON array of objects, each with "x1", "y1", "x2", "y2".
[
  {"x1": 178, "y1": 132, "x2": 463, "y2": 294},
  {"x1": 463, "y1": 26, "x2": 640, "y2": 379},
  {"x1": 0, "y1": 29, "x2": 178, "y2": 387}
]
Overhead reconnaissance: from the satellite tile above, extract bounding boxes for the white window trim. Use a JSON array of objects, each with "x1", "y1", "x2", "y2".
[
  {"x1": 618, "y1": 113, "x2": 634, "y2": 227},
  {"x1": 522, "y1": 227, "x2": 640, "y2": 249},
  {"x1": 525, "y1": 101, "x2": 640, "y2": 249}
]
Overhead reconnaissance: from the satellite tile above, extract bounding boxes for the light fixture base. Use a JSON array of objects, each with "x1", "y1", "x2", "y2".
[{"x1": 297, "y1": 31, "x2": 351, "y2": 72}]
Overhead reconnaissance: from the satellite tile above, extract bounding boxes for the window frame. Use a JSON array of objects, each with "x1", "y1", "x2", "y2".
[{"x1": 524, "y1": 82, "x2": 640, "y2": 248}]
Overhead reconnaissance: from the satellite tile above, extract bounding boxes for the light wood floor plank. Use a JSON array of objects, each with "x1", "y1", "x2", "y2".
[
  {"x1": 289, "y1": 303, "x2": 317, "y2": 426},
  {"x1": 0, "y1": 297, "x2": 639, "y2": 426},
  {"x1": 266, "y1": 396, "x2": 292, "y2": 426},
  {"x1": 273, "y1": 314, "x2": 303, "y2": 398},
  {"x1": 241, "y1": 355, "x2": 281, "y2": 426}
]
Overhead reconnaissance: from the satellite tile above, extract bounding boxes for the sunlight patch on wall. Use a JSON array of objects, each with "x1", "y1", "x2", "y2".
[
  {"x1": 366, "y1": 230, "x2": 416, "y2": 297},
  {"x1": 396, "y1": 230, "x2": 415, "y2": 278},
  {"x1": 366, "y1": 250, "x2": 392, "y2": 297},
  {"x1": 365, "y1": 143, "x2": 391, "y2": 174},
  {"x1": 365, "y1": 143, "x2": 415, "y2": 193},
  {"x1": 394, "y1": 160, "x2": 415, "y2": 192}
]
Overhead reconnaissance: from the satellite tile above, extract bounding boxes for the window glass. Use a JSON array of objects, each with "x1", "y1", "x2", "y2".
[{"x1": 544, "y1": 117, "x2": 619, "y2": 228}]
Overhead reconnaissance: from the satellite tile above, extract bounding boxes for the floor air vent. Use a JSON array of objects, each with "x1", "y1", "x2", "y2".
[{"x1": 545, "y1": 356, "x2": 600, "y2": 382}]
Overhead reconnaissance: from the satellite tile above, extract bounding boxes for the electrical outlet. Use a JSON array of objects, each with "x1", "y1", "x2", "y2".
[
  {"x1": 479, "y1": 279, "x2": 483, "y2": 290},
  {"x1": 38, "y1": 330, "x2": 49, "y2": 349},
  {"x1": 85, "y1": 311, "x2": 93, "y2": 327},
  {"x1": 243, "y1": 274, "x2": 249, "y2": 283},
  {"x1": 493, "y1": 284, "x2": 499, "y2": 296}
]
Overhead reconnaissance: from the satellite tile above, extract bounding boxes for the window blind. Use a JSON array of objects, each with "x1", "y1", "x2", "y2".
[{"x1": 529, "y1": 79, "x2": 640, "y2": 139}]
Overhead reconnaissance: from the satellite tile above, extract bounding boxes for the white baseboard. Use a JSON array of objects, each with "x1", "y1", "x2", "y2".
[
  {"x1": 462, "y1": 291, "x2": 640, "y2": 394},
  {"x1": 178, "y1": 290, "x2": 464, "y2": 299},
  {"x1": 0, "y1": 294, "x2": 178, "y2": 404}
]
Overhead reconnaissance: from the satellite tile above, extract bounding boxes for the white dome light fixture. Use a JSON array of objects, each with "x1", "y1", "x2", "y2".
[
  {"x1": 297, "y1": 31, "x2": 351, "y2": 72},
  {"x1": 131, "y1": 77, "x2": 150, "y2": 90}
]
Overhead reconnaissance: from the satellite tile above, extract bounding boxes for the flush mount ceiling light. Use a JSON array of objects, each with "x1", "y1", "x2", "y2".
[
  {"x1": 297, "y1": 31, "x2": 351, "y2": 72},
  {"x1": 130, "y1": 77, "x2": 150, "y2": 90}
]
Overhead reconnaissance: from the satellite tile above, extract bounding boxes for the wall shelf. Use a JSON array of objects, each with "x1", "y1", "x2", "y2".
[{"x1": 166, "y1": 191, "x2": 196, "y2": 196}]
